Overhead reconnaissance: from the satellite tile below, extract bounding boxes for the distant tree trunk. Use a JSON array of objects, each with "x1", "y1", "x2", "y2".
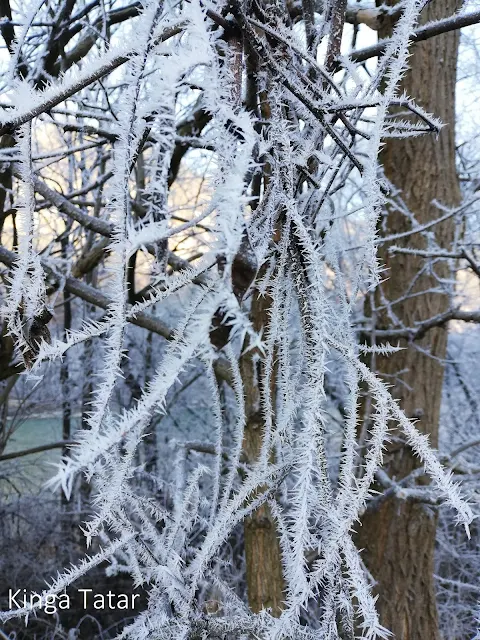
[
  {"x1": 240, "y1": 287, "x2": 285, "y2": 615},
  {"x1": 61, "y1": 233, "x2": 72, "y2": 449},
  {"x1": 356, "y1": 0, "x2": 462, "y2": 637}
]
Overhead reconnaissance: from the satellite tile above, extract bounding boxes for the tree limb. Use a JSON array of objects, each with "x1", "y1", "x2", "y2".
[
  {"x1": 362, "y1": 308, "x2": 480, "y2": 341},
  {"x1": 348, "y1": 9, "x2": 480, "y2": 65},
  {"x1": 0, "y1": 22, "x2": 184, "y2": 135},
  {"x1": 0, "y1": 246, "x2": 232, "y2": 384},
  {"x1": 0, "y1": 440, "x2": 76, "y2": 462}
]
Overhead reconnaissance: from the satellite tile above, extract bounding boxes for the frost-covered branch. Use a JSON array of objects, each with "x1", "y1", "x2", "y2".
[{"x1": 0, "y1": 0, "x2": 477, "y2": 637}]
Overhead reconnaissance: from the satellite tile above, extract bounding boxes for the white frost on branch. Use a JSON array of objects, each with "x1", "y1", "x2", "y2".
[{"x1": 0, "y1": 0, "x2": 474, "y2": 637}]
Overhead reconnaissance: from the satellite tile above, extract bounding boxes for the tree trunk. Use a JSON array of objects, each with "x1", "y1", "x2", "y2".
[
  {"x1": 240, "y1": 288, "x2": 285, "y2": 615},
  {"x1": 356, "y1": 1, "x2": 462, "y2": 637}
]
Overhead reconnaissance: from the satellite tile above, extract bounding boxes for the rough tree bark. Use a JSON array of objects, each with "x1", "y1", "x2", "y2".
[{"x1": 356, "y1": 0, "x2": 462, "y2": 637}]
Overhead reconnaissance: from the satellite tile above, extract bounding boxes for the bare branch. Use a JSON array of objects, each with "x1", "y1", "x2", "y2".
[{"x1": 0, "y1": 440, "x2": 76, "y2": 462}]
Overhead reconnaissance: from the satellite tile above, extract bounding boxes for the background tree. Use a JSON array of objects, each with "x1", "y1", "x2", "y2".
[{"x1": 355, "y1": 0, "x2": 463, "y2": 637}]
